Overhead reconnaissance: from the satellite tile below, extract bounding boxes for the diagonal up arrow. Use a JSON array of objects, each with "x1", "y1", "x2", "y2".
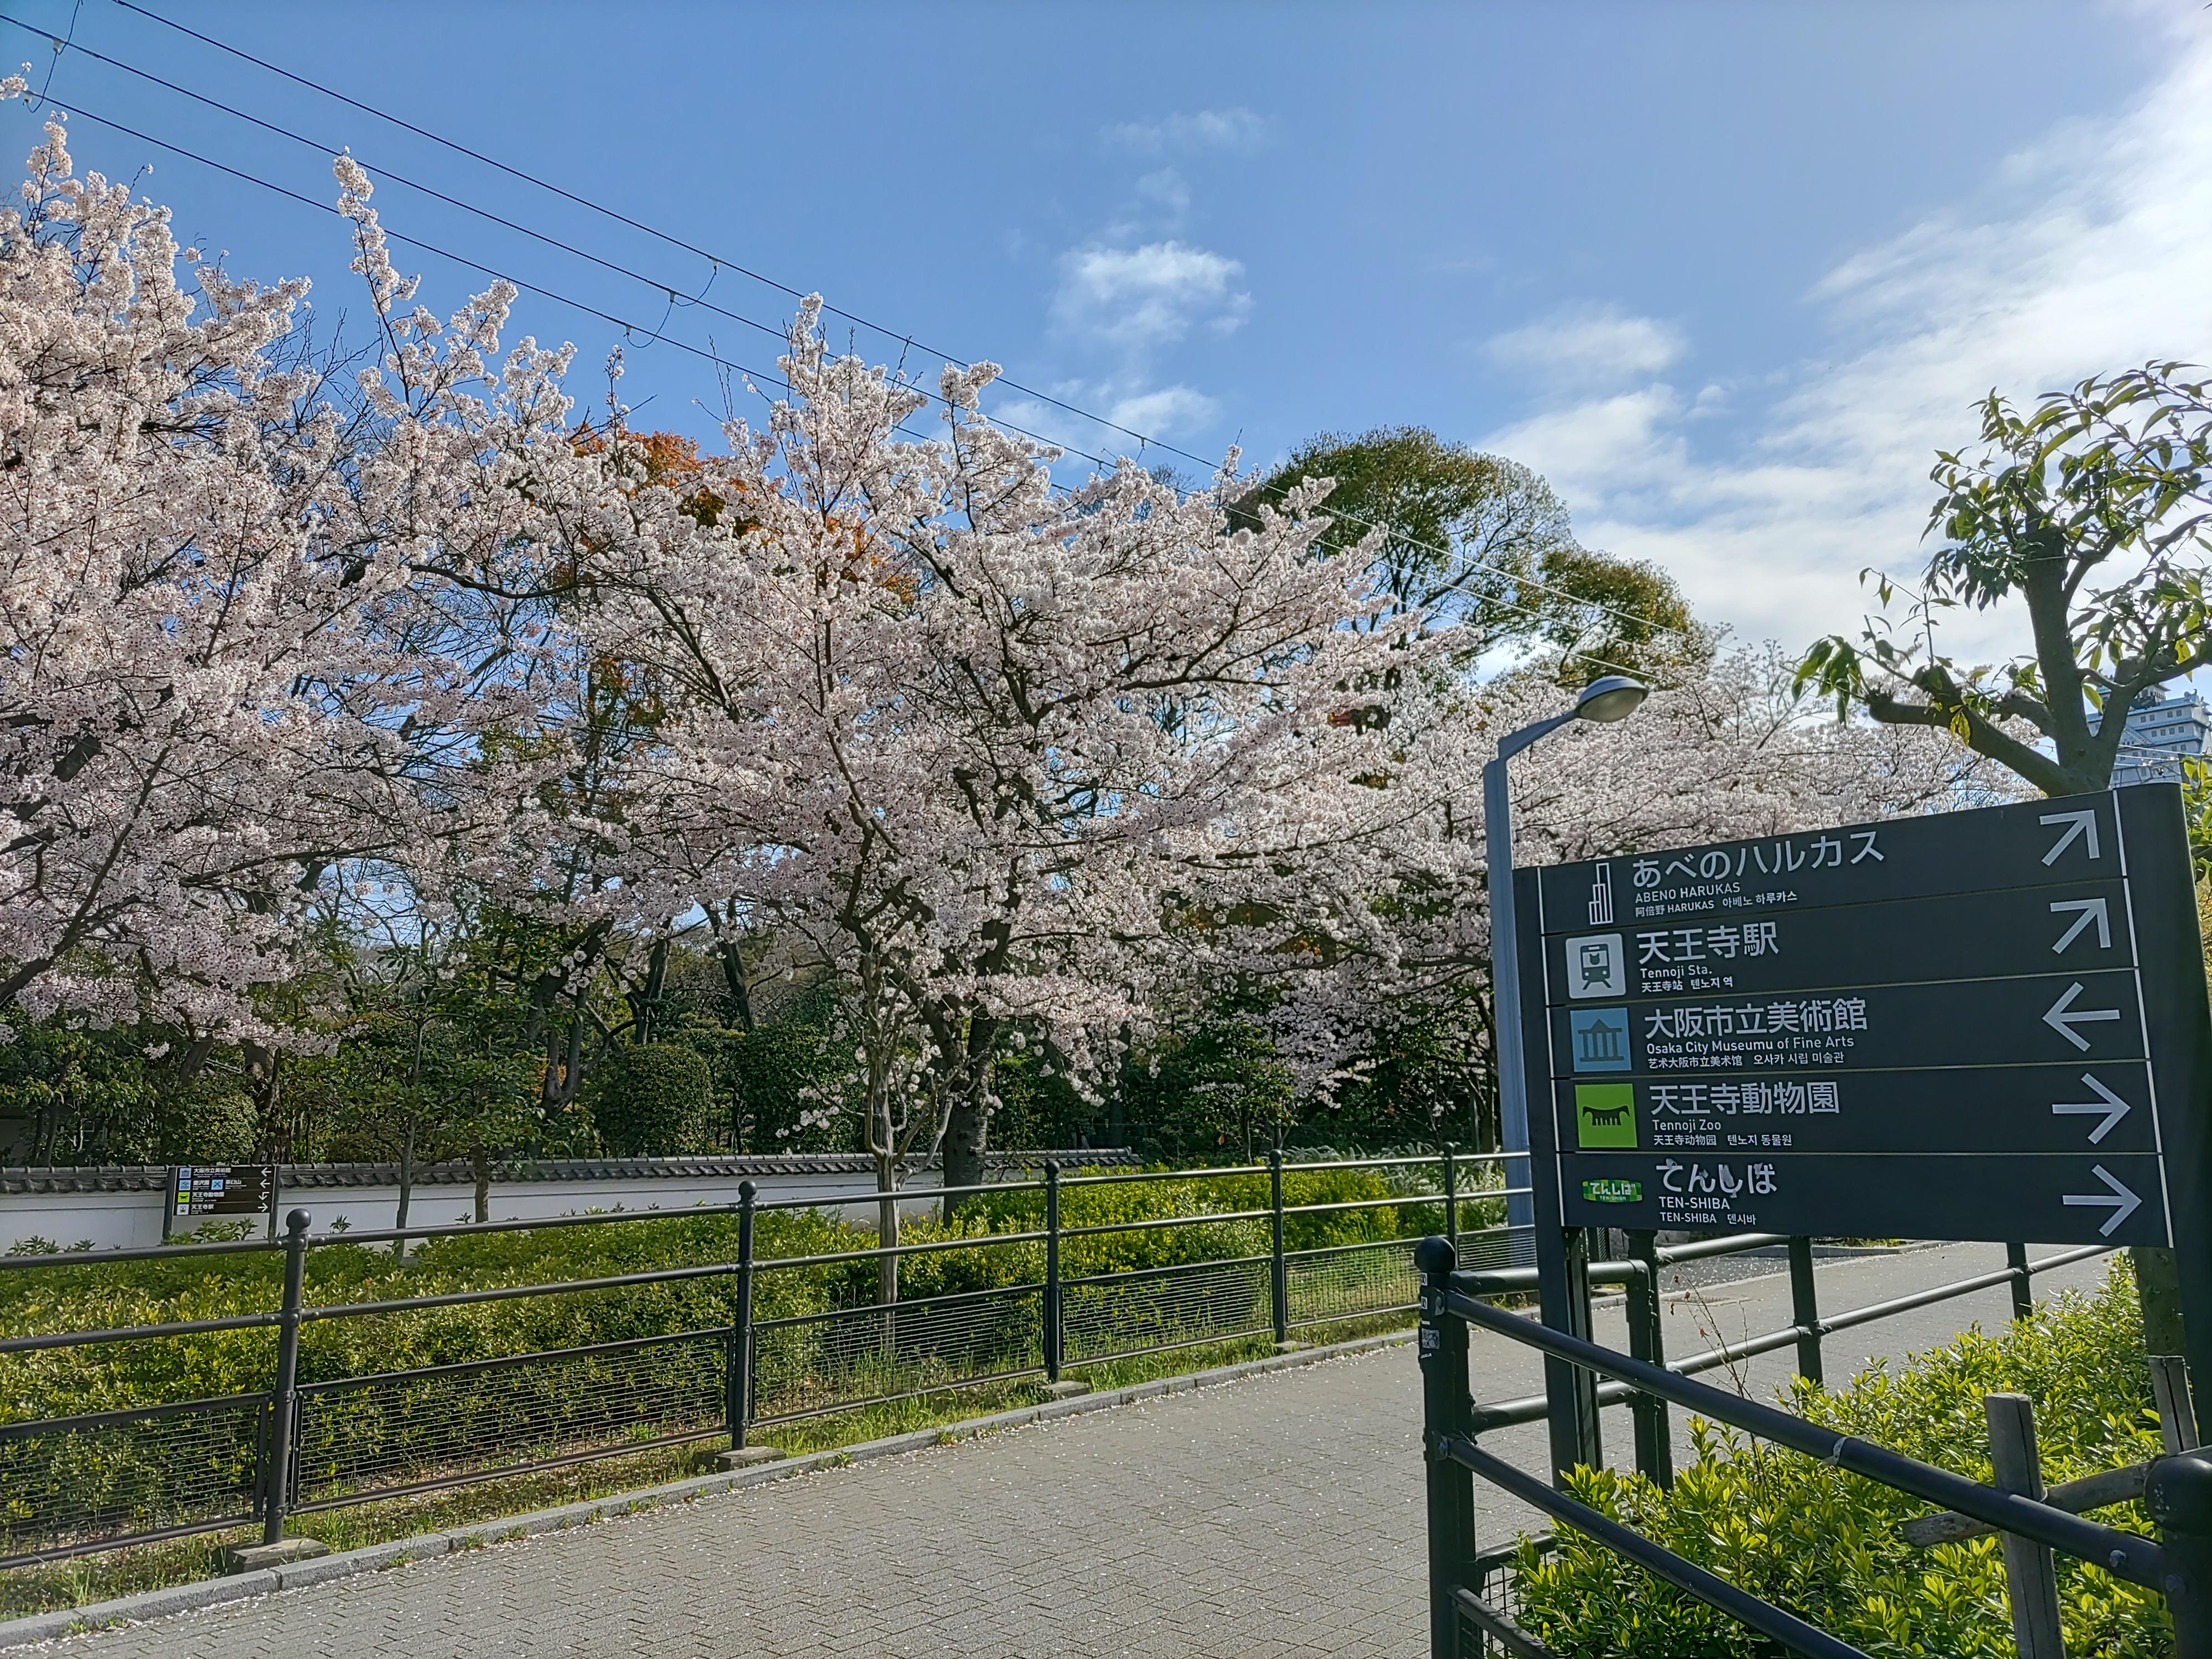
[
  {"x1": 2043, "y1": 981, "x2": 2124, "y2": 1052},
  {"x1": 2062, "y1": 1164, "x2": 2142, "y2": 1237},
  {"x1": 2039, "y1": 808, "x2": 2102, "y2": 865},
  {"x1": 2048, "y1": 897, "x2": 2111, "y2": 954},
  {"x1": 2051, "y1": 1072, "x2": 2132, "y2": 1144}
]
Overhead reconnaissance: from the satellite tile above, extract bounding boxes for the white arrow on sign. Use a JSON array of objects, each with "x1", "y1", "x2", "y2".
[
  {"x1": 2052, "y1": 1072, "x2": 2132, "y2": 1144},
  {"x1": 2043, "y1": 981, "x2": 2124, "y2": 1051},
  {"x1": 2039, "y1": 808, "x2": 2102, "y2": 865},
  {"x1": 2048, "y1": 896, "x2": 2112, "y2": 954},
  {"x1": 2062, "y1": 1164, "x2": 2143, "y2": 1237}
]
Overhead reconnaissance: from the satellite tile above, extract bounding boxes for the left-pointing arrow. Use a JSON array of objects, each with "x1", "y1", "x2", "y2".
[
  {"x1": 2051, "y1": 1072, "x2": 2132, "y2": 1144},
  {"x1": 2043, "y1": 981, "x2": 2124, "y2": 1052},
  {"x1": 2062, "y1": 1164, "x2": 2143, "y2": 1237}
]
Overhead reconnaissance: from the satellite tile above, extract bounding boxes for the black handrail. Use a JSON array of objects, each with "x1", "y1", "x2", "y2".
[{"x1": 1438, "y1": 1271, "x2": 2166, "y2": 1588}]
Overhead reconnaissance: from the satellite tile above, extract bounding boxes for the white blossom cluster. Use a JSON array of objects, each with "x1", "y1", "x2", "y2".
[{"x1": 0, "y1": 122, "x2": 2001, "y2": 1172}]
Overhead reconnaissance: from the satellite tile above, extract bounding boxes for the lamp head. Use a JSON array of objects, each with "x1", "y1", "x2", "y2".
[{"x1": 1573, "y1": 675, "x2": 1650, "y2": 724}]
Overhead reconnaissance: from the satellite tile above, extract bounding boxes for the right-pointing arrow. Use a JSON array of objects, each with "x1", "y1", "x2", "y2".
[
  {"x1": 2062, "y1": 1164, "x2": 2142, "y2": 1237},
  {"x1": 2052, "y1": 1072, "x2": 2132, "y2": 1144},
  {"x1": 2043, "y1": 981, "x2": 2124, "y2": 1052}
]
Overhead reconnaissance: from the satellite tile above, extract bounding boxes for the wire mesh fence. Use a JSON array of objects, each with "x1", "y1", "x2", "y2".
[
  {"x1": 0, "y1": 1393, "x2": 268, "y2": 1568},
  {"x1": 0, "y1": 1150, "x2": 1510, "y2": 1567},
  {"x1": 1062, "y1": 1255, "x2": 1274, "y2": 1361},
  {"x1": 750, "y1": 1282, "x2": 1044, "y2": 1423},
  {"x1": 292, "y1": 1329, "x2": 728, "y2": 1509}
]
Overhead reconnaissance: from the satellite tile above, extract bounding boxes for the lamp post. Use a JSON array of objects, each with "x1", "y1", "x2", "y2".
[
  {"x1": 1485, "y1": 674, "x2": 1649, "y2": 1230},
  {"x1": 1483, "y1": 674, "x2": 1648, "y2": 1478}
]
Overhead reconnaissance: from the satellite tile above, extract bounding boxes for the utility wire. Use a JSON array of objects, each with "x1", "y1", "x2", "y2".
[
  {"x1": 27, "y1": 87, "x2": 1677, "y2": 688},
  {"x1": 77, "y1": 0, "x2": 1703, "y2": 652}
]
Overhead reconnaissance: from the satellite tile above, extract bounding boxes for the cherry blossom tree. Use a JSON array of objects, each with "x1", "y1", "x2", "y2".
[{"x1": 0, "y1": 122, "x2": 574, "y2": 1056}]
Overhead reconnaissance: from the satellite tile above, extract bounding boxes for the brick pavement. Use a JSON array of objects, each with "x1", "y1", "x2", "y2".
[{"x1": 46, "y1": 1243, "x2": 2112, "y2": 1658}]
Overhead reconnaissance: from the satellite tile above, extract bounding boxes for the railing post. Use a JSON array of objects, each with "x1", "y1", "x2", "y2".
[
  {"x1": 1044, "y1": 1161, "x2": 1063, "y2": 1383},
  {"x1": 728, "y1": 1180, "x2": 757, "y2": 1450},
  {"x1": 2006, "y1": 1241, "x2": 2034, "y2": 1323},
  {"x1": 1269, "y1": 1149, "x2": 1290, "y2": 1347},
  {"x1": 260, "y1": 1209, "x2": 311, "y2": 1546},
  {"x1": 1442, "y1": 1149, "x2": 1458, "y2": 1249},
  {"x1": 1548, "y1": 1228, "x2": 1603, "y2": 1478},
  {"x1": 1787, "y1": 1235, "x2": 1824, "y2": 1389},
  {"x1": 1416, "y1": 1236, "x2": 1477, "y2": 1659},
  {"x1": 1624, "y1": 1228, "x2": 1672, "y2": 1490},
  {"x1": 2145, "y1": 1448, "x2": 2212, "y2": 1658},
  {"x1": 1986, "y1": 1392, "x2": 2068, "y2": 1658},
  {"x1": 2153, "y1": 1355, "x2": 2200, "y2": 1453}
]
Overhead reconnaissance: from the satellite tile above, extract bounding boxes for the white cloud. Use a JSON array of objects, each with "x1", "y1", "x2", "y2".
[
  {"x1": 1480, "y1": 19, "x2": 2212, "y2": 660},
  {"x1": 1052, "y1": 241, "x2": 1251, "y2": 353},
  {"x1": 1105, "y1": 384, "x2": 1220, "y2": 437},
  {"x1": 1488, "y1": 304, "x2": 1687, "y2": 391},
  {"x1": 1104, "y1": 108, "x2": 1268, "y2": 155}
]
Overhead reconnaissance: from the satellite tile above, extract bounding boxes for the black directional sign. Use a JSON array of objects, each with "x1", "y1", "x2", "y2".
[
  {"x1": 1516, "y1": 784, "x2": 2212, "y2": 1250},
  {"x1": 168, "y1": 1165, "x2": 273, "y2": 1220}
]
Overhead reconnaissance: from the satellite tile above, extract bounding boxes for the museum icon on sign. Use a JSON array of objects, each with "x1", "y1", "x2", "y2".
[{"x1": 1569, "y1": 1007, "x2": 1632, "y2": 1072}]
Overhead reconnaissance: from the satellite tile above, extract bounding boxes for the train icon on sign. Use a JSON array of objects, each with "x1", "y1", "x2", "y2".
[{"x1": 1565, "y1": 933, "x2": 1626, "y2": 1000}]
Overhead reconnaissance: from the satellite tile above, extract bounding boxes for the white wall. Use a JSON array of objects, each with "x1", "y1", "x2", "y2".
[{"x1": 0, "y1": 1164, "x2": 999, "y2": 1252}]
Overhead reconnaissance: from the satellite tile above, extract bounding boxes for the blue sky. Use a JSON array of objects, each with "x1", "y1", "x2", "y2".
[{"x1": 2, "y1": 1, "x2": 2205, "y2": 659}]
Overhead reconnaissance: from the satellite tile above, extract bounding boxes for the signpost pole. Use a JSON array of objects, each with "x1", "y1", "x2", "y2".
[{"x1": 1788, "y1": 1237, "x2": 1824, "y2": 1387}]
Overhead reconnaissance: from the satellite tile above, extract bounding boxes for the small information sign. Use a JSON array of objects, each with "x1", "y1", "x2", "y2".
[{"x1": 165, "y1": 1165, "x2": 275, "y2": 1239}]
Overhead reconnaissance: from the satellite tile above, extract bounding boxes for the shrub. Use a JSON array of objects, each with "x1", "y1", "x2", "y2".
[
  {"x1": 592, "y1": 1043, "x2": 714, "y2": 1156},
  {"x1": 1512, "y1": 1261, "x2": 2169, "y2": 1657}
]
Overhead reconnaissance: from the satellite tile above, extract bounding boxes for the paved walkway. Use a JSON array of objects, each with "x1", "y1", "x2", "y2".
[{"x1": 50, "y1": 1243, "x2": 2112, "y2": 1658}]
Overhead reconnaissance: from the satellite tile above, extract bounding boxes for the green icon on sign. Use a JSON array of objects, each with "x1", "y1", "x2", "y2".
[
  {"x1": 1575, "y1": 1083, "x2": 1637, "y2": 1148},
  {"x1": 1581, "y1": 1180, "x2": 1643, "y2": 1204}
]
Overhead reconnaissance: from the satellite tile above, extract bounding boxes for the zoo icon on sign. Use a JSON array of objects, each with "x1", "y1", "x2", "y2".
[
  {"x1": 1565, "y1": 932, "x2": 1626, "y2": 999},
  {"x1": 1575, "y1": 1083, "x2": 1637, "y2": 1148},
  {"x1": 1569, "y1": 1007, "x2": 1632, "y2": 1073}
]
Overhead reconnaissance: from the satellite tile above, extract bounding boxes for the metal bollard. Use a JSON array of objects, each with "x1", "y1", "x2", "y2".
[{"x1": 1416, "y1": 1236, "x2": 1475, "y2": 1659}]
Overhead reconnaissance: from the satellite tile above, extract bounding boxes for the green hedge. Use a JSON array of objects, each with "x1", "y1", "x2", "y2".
[
  {"x1": 0, "y1": 1162, "x2": 1461, "y2": 1419},
  {"x1": 1512, "y1": 1261, "x2": 2169, "y2": 1657}
]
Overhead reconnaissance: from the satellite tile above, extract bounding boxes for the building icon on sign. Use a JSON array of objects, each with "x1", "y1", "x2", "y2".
[
  {"x1": 1588, "y1": 863, "x2": 1614, "y2": 926},
  {"x1": 1568, "y1": 1007, "x2": 1631, "y2": 1072}
]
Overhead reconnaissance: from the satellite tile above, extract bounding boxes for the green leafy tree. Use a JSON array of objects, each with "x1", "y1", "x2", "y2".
[
  {"x1": 1799, "y1": 364, "x2": 2212, "y2": 795},
  {"x1": 1799, "y1": 362, "x2": 2212, "y2": 1358},
  {"x1": 1239, "y1": 426, "x2": 1703, "y2": 680}
]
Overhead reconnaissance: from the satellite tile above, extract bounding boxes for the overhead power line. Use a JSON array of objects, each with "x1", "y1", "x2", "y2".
[
  {"x1": 17, "y1": 51, "x2": 1679, "y2": 686},
  {"x1": 73, "y1": 0, "x2": 1703, "y2": 653}
]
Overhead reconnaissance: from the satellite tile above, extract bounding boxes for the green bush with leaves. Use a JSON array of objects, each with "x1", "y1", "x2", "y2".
[
  {"x1": 1512, "y1": 1261, "x2": 2169, "y2": 1657},
  {"x1": 591, "y1": 1043, "x2": 714, "y2": 1156}
]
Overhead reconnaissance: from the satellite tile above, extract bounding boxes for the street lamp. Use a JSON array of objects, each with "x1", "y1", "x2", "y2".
[{"x1": 1484, "y1": 676, "x2": 1649, "y2": 1238}]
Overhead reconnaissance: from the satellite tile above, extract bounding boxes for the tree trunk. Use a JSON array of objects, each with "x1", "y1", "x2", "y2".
[
  {"x1": 471, "y1": 1141, "x2": 491, "y2": 1224},
  {"x1": 941, "y1": 1092, "x2": 988, "y2": 1221},
  {"x1": 394, "y1": 1118, "x2": 415, "y2": 1263}
]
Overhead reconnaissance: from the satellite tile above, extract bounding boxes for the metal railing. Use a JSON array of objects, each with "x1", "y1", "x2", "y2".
[
  {"x1": 0, "y1": 1149, "x2": 1524, "y2": 1568},
  {"x1": 1413, "y1": 1234, "x2": 2212, "y2": 1659}
]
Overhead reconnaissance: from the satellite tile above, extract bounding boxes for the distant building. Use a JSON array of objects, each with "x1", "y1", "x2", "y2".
[{"x1": 2089, "y1": 690, "x2": 2212, "y2": 786}]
